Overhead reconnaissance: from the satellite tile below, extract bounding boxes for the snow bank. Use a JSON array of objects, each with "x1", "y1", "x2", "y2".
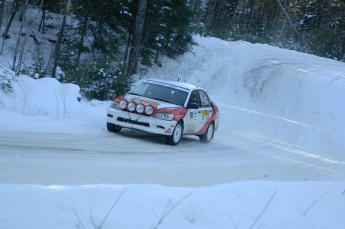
[
  {"x1": 0, "y1": 74, "x2": 80, "y2": 117},
  {"x1": 0, "y1": 70, "x2": 110, "y2": 127},
  {"x1": 145, "y1": 35, "x2": 345, "y2": 158},
  {"x1": 1, "y1": 182, "x2": 344, "y2": 229}
]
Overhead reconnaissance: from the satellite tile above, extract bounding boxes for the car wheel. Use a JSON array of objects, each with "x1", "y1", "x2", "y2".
[
  {"x1": 107, "y1": 122, "x2": 122, "y2": 133},
  {"x1": 165, "y1": 121, "x2": 183, "y2": 146},
  {"x1": 199, "y1": 122, "x2": 214, "y2": 143}
]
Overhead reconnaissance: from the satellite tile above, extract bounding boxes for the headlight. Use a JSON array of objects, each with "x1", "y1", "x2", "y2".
[
  {"x1": 110, "y1": 102, "x2": 120, "y2": 109},
  {"x1": 136, "y1": 104, "x2": 145, "y2": 113},
  {"x1": 145, "y1": 105, "x2": 154, "y2": 115},
  {"x1": 119, "y1": 99, "x2": 127, "y2": 110},
  {"x1": 128, "y1": 102, "x2": 136, "y2": 112},
  {"x1": 154, "y1": 113, "x2": 174, "y2": 121}
]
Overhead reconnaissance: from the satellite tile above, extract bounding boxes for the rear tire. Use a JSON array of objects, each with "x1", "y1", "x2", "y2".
[
  {"x1": 199, "y1": 122, "x2": 214, "y2": 143},
  {"x1": 107, "y1": 122, "x2": 122, "y2": 133},
  {"x1": 165, "y1": 121, "x2": 183, "y2": 146}
]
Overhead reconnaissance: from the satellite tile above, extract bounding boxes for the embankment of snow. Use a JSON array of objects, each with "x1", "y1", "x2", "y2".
[
  {"x1": 1, "y1": 74, "x2": 81, "y2": 117},
  {"x1": 145, "y1": 35, "x2": 345, "y2": 157},
  {"x1": 0, "y1": 69, "x2": 109, "y2": 126},
  {"x1": 1, "y1": 182, "x2": 344, "y2": 229}
]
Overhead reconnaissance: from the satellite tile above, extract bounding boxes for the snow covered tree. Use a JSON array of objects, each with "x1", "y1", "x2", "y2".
[
  {"x1": 298, "y1": 0, "x2": 345, "y2": 60},
  {"x1": 197, "y1": 0, "x2": 345, "y2": 61},
  {"x1": 59, "y1": 0, "x2": 134, "y2": 98},
  {"x1": 203, "y1": 0, "x2": 239, "y2": 38},
  {"x1": 140, "y1": 0, "x2": 195, "y2": 67}
]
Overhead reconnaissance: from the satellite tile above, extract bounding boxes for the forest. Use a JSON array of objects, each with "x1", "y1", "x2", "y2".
[{"x1": 0, "y1": 0, "x2": 344, "y2": 99}]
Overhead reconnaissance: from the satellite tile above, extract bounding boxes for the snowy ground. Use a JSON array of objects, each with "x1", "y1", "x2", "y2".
[{"x1": 1, "y1": 36, "x2": 345, "y2": 228}]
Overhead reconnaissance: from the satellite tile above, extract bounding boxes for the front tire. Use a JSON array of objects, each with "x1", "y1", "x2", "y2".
[
  {"x1": 107, "y1": 122, "x2": 122, "y2": 133},
  {"x1": 199, "y1": 122, "x2": 214, "y2": 143},
  {"x1": 165, "y1": 121, "x2": 183, "y2": 146}
]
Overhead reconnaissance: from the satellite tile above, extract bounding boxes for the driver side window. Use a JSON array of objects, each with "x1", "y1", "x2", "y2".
[{"x1": 188, "y1": 90, "x2": 201, "y2": 106}]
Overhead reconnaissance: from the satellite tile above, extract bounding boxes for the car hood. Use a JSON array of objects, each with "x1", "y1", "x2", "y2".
[{"x1": 124, "y1": 94, "x2": 181, "y2": 109}]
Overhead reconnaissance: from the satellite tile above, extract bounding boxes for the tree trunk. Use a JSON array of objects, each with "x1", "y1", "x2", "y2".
[
  {"x1": 127, "y1": 0, "x2": 148, "y2": 77},
  {"x1": 16, "y1": 1, "x2": 32, "y2": 76},
  {"x1": 1, "y1": 0, "x2": 19, "y2": 54},
  {"x1": 246, "y1": 0, "x2": 256, "y2": 32},
  {"x1": 0, "y1": 0, "x2": 6, "y2": 32},
  {"x1": 76, "y1": 15, "x2": 89, "y2": 67},
  {"x1": 203, "y1": 0, "x2": 212, "y2": 25},
  {"x1": 12, "y1": 24, "x2": 23, "y2": 72},
  {"x1": 39, "y1": 8, "x2": 46, "y2": 33},
  {"x1": 52, "y1": 0, "x2": 70, "y2": 78},
  {"x1": 192, "y1": 0, "x2": 201, "y2": 23}
]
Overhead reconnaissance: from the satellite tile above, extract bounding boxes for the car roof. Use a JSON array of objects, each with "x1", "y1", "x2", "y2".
[{"x1": 145, "y1": 78, "x2": 201, "y2": 91}]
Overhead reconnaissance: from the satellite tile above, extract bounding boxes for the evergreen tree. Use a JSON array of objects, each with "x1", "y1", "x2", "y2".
[
  {"x1": 59, "y1": 0, "x2": 134, "y2": 99},
  {"x1": 141, "y1": 0, "x2": 196, "y2": 67},
  {"x1": 204, "y1": 0, "x2": 239, "y2": 38},
  {"x1": 198, "y1": 0, "x2": 345, "y2": 61},
  {"x1": 298, "y1": 0, "x2": 345, "y2": 59}
]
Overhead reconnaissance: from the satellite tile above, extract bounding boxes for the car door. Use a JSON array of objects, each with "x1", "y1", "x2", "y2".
[
  {"x1": 197, "y1": 90, "x2": 213, "y2": 131},
  {"x1": 184, "y1": 89, "x2": 213, "y2": 134},
  {"x1": 184, "y1": 90, "x2": 202, "y2": 134}
]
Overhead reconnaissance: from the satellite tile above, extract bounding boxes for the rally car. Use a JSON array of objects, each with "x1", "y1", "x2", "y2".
[{"x1": 106, "y1": 78, "x2": 219, "y2": 145}]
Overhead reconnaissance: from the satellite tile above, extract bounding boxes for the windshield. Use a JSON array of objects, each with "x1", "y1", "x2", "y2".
[{"x1": 129, "y1": 82, "x2": 188, "y2": 106}]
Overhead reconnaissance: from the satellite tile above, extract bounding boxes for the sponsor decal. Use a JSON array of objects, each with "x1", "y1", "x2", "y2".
[
  {"x1": 132, "y1": 98, "x2": 160, "y2": 106},
  {"x1": 202, "y1": 110, "x2": 210, "y2": 120},
  {"x1": 199, "y1": 91, "x2": 210, "y2": 106}
]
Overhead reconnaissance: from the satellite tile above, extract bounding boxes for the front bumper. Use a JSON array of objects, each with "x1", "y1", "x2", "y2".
[{"x1": 107, "y1": 108, "x2": 177, "y2": 136}]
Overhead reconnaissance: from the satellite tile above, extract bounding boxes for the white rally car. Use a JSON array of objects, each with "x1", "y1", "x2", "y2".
[{"x1": 106, "y1": 78, "x2": 219, "y2": 145}]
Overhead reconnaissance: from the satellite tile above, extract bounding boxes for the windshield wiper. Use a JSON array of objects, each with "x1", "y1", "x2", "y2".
[{"x1": 128, "y1": 92, "x2": 141, "y2": 96}]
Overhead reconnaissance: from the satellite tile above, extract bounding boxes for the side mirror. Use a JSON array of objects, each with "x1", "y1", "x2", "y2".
[{"x1": 187, "y1": 102, "x2": 199, "y2": 109}]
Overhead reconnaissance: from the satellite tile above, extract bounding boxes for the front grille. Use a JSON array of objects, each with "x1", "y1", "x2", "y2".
[{"x1": 117, "y1": 117, "x2": 150, "y2": 127}]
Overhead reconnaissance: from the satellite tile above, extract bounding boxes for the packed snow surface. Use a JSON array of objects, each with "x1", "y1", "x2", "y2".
[{"x1": 1, "y1": 36, "x2": 345, "y2": 228}]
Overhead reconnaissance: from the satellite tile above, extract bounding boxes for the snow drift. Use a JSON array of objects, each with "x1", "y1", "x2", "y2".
[{"x1": 145, "y1": 36, "x2": 345, "y2": 159}]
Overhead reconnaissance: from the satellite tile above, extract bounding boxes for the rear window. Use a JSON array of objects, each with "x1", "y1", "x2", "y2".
[{"x1": 199, "y1": 90, "x2": 211, "y2": 107}]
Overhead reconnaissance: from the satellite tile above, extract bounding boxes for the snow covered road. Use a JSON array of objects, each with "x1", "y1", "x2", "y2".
[{"x1": 1, "y1": 116, "x2": 344, "y2": 186}]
